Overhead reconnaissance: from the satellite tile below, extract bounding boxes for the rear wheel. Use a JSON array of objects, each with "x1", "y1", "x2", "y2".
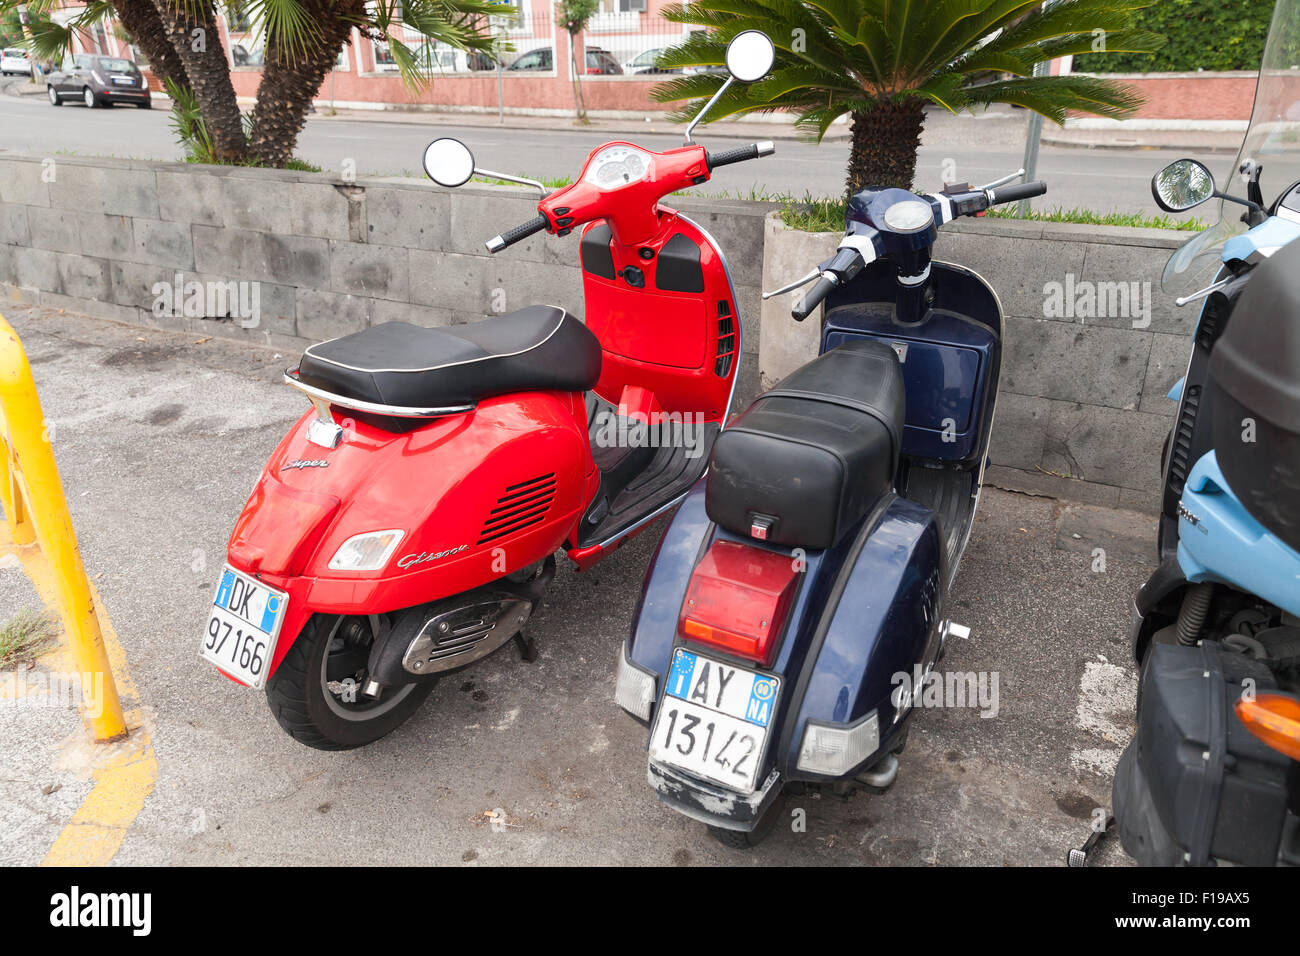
[
  {"x1": 265, "y1": 614, "x2": 434, "y2": 750},
  {"x1": 82, "y1": 86, "x2": 96, "y2": 108},
  {"x1": 137, "y1": 97, "x2": 152, "y2": 109},
  {"x1": 706, "y1": 792, "x2": 787, "y2": 849},
  {"x1": 47, "y1": 86, "x2": 61, "y2": 106}
]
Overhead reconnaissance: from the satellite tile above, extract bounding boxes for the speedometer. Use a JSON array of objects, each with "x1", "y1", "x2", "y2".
[{"x1": 585, "y1": 145, "x2": 652, "y2": 188}]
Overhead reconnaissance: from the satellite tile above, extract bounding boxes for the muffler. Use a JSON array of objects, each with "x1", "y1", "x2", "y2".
[
  {"x1": 367, "y1": 557, "x2": 555, "y2": 686},
  {"x1": 402, "y1": 597, "x2": 532, "y2": 674}
]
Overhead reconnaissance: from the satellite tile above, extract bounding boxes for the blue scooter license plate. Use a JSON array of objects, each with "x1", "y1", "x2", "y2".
[{"x1": 649, "y1": 648, "x2": 780, "y2": 794}]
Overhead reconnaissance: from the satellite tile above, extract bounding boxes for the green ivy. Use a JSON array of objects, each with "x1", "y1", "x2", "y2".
[{"x1": 1073, "y1": 0, "x2": 1272, "y2": 72}]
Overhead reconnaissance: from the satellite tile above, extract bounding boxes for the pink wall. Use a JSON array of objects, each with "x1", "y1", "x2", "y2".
[{"x1": 1074, "y1": 72, "x2": 1257, "y2": 121}]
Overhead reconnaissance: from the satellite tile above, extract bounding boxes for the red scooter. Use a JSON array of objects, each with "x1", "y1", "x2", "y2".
[{"x1": 199, "y1": 33, "x2": 778, "y2": 749}]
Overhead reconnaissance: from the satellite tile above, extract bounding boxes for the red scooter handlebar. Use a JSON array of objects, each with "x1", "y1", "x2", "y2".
[{"x1": 485, "y1": 213, "x2": 550, "y2": 254}]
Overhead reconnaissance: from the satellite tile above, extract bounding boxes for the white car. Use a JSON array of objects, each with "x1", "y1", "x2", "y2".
[
  {"x1": 622, "y1": 47, "x2": 677, "y2": 74},
  {"x1": 1, "y1": 47, "x2": 31, "y2": 76}
]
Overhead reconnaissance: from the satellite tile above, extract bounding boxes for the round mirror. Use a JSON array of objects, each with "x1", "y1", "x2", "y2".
[
  {"x1": 423, "y1": 137, "x2": 475, "y2": 188},
  {"x1": 1152, "y1": 158, "x2": 1215, "y2": 212},
  {"x1": 725, "y1": 30, "x2": 775, "y2": 83}
]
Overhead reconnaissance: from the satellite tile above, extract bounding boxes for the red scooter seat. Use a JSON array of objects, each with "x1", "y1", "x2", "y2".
[{"x1": 297, "y1": 305, "x2": 602, "y2": 409}]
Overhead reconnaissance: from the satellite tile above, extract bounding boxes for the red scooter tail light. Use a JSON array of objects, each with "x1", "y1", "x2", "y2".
[{"x1": 678, "y1": 540, "x2": 799, "y2": 667}]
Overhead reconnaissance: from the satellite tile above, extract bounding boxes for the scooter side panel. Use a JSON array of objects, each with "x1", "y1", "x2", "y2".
[
  {"x1": 1176, "y1": 451, "x2": 1300, "y2": 618},
  {"x1": 777, "y1": 495, "x2": 945, "y2": 782},
  {"x1": 229, "y1": 391, "x2": 594, "y2": 677}
]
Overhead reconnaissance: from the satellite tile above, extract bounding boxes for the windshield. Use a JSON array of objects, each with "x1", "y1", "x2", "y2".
[{"x1": 1165, "y1": 0, "x2": 1300, "y2": 293}]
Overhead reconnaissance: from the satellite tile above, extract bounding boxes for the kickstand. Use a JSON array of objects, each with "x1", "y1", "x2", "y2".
[
  {"x1": 514, "y1": 630, "x2": 538, "y2": 662},
  {"x1": 1067, "y1": 815, "x2": 1115, "y2": 867}
]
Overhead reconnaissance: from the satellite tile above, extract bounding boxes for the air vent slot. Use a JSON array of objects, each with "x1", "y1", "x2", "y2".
[
  {"x1": 479, "y1": 473, "x2": 556, "y2": 544},
  {"x1": 716, "y1": 299, "x2": 736, "y2": 377},
  {"x1": 1168, "y1": 385, "x2": 1201, "y2": 493}
]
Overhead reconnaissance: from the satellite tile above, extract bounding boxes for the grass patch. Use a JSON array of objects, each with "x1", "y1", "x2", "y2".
[
  {"x1": 0, "y1": 609, "x2": 58, "y2": 669},
  {"x1": 987, "y1": 205, "x2": 1205, "y2": 231},
  {"x1": 181, "y1": 155, "x2": 321, "y2": 173}
]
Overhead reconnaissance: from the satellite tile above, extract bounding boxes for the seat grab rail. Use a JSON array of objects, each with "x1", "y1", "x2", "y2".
[{"x1": 284, "y1": 368, "x2": 477, "y2": 419}]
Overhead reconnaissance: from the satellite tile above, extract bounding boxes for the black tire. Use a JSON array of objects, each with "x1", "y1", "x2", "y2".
[
  {"x1": 707, "y1": 792, "x2": 787, "y2": 849},
  {"x1": 264, "y1": 614, "x2": 435, "y2": 750},
  {"x1": 47, "y1": 86, "x2": 61, "y2": 106},
  {"x1": 1160, "y1": 426, "x2": 1173, "y2": 478},
  {"x1": 137, "y1": 98, "x2": 152, "y2": 109}
]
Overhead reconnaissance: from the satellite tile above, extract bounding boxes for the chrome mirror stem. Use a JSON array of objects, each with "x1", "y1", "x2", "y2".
[
  {"x1": 473, "y1": 167, "x2": 548, "y2": 197},
  {"x1": 762, "y1": 268, "x2": 819, "y2": 299},
  {"x1": 685, "y1": 75, "x2": 735, "y2": 144}
]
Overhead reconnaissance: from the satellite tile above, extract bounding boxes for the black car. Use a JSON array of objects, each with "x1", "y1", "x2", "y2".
[{"x1": 46, "y1": 54, "x2": 151, "y2": 109}]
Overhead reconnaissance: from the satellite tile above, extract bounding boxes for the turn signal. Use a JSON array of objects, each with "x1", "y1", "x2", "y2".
[
  {"x1": 1235, "y1": 693, "x2": 1300, "y2": 761},
  {"x1": 678, "y1": 540, "x2": 798, "y2": 666}
]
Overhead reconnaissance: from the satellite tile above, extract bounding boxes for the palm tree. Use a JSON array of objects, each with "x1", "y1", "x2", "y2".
[
  {"x1": 654, "y1": 0, "x2": 1164, "y2": 194},
  {"x1": 556, "y1": 0, "x2": 600, "y2": 124}
]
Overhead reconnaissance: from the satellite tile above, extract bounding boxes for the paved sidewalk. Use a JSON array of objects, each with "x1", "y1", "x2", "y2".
[
  {"x1": 1042, "y1": 125, "x2": 1244, "y2": 153},
  {"x1": 0, "y1": 302, "x2": 1153, "y2": 866}
]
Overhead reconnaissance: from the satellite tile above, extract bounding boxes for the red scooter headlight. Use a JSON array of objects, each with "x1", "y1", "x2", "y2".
[{"x1": 678, "y1": 540, "x2": 799, "y2": 667}]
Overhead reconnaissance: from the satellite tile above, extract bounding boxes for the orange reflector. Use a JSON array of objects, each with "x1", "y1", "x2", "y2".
[{"x1": 1235, "y1": 693, "x2": 1300, "y2": 762}]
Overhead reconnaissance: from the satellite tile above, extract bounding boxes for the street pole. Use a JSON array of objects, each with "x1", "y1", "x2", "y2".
[
  {"x1": 1018, "y1": 57, "x2": 1050, "y2": 216},
  {"x1": 15, "y1": 4, "x2": 36, "y2": 84},
  {"x1": 497, "y1": 52, "x2": 504, "y2": 124}
]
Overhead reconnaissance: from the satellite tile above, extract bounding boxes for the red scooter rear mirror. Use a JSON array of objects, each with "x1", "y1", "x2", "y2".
[
  {"x1": 725, "y1": 30, "x2": 775, "y2": 83},
  {"x1": 422, "y1": 137, "x2": 476, "y2": 188}
]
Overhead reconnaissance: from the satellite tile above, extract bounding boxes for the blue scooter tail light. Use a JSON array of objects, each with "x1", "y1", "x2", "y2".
[{"x1": 678, "y1": 540, "x2": 798, "y2": 667}]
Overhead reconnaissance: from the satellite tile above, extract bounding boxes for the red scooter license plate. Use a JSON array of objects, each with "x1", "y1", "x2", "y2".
[{"x1": 198, "y1": 565, "x2": 288, "y2": 689}]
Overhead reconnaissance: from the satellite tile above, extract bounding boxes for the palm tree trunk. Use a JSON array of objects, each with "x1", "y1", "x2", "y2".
[
  {"x1": 151, "y1": 0, "x2": 247, "y2": 162},
  {"x1": 249, "y1": 14, "x2": 354, "y2": 168},
  {"x1": 846, "y1": 101, "x2": 926, "y2": 194},
  {"x1": 112, "y1": 0, "x2": 190, "y2": 90}
]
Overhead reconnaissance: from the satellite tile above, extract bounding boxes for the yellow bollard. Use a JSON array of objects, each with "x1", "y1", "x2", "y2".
[{"x1": 0, "y1": 315, "x2": 127, "y2": 742}]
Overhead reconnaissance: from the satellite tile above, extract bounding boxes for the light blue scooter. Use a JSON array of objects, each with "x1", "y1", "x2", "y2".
[{"x1": 1111, "y1": 10, "x2": 1300, "y2": 864}]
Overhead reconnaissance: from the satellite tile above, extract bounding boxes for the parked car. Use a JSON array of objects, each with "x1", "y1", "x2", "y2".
[
  {"x1": 230, "y1": 43, "x2": 264, "y2": 68},
  {"x1": 584, "y1": 47, "x2": 623, "y2": 75},
  {"x1": 622, "y1": 47, "x2": 678, "y2": 74},
  {"x1": 1, "y1": 47, "x2": 30, "y2": 76},
  {"x1": 505, "y1": 46, "x2": 619, "y2": 74},
  {"x1": 506, "y1": 46, "x2": 553, "y2": 71},
  {"x1": 46, "y1": 54, "x2": 151, "y2": 109}
]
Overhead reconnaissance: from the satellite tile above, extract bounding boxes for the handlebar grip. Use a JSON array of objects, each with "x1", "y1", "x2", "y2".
[
  {"x1": 986, "y1": 180, "x2": 1047, "y2": 206},
  {"x1": 791, "y1": 274, "x2": 838, "y2": 322},
  {"x1": 485, "y1": 213, "x2": 550, "y2": 253},
  {"x1": 706, "y1": 141, "x2": 775, "y2": 170}
]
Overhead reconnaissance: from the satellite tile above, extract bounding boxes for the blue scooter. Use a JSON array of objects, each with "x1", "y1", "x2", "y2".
[
  {"x1": 1111, "y1": 102, "x2": 1300, "y2": 865},
  {"x1": 614, "y1": 169, "x2": 1046, "y2": 845}
]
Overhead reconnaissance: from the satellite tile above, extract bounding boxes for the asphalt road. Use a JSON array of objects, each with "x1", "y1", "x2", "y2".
[
  {"x1": 0, "y1": 303, "x2": 1152, "y2": 865},
  {"x1": 1, "y1": 87, "x2": 1225, "y2": 216}
]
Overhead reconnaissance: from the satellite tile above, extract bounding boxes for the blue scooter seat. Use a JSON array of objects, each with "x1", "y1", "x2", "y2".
[{"x1": 705, "y1": 340, "x2": 904, "y2": 550}]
